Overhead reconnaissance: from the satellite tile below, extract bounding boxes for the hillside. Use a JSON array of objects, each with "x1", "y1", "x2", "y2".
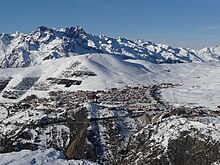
[{"x1": 1, "y1": 27, "x2": 220, "y2": 164}]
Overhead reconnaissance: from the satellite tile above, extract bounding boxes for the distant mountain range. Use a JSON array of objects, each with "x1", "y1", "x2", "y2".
[
  {"x1": 1, "y1": 26, "x2": 220, "y2": 165},
  {"x1": 0, "y1": 26, "x2": 220, "y2": 68}
]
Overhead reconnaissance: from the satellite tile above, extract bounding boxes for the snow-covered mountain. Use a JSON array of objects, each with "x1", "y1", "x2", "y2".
[
  {"x1": 0, "y1": 26, "x2": 219, "y2": 68},
  {"x1": 0, "y1": 53, "x2": 220, "y2": 111},
  {"x1": 0, "y1": 52, "x2": 220, "y2": 164},
  {"x1": 1, "y1": 27, "x2": 220, "y2": 164},
  {"x1": 198, "y1": 45, "x2": 220, "y2": 62}
]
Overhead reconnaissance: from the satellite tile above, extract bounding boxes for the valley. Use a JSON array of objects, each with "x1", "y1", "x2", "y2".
[{"x1": 0, "y1": 27, "x2": 220, "y2": 164}]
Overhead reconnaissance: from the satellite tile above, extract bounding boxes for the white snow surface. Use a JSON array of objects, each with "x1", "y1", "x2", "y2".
[
  {"x1": 1, "y1": 26, "x2": 220, "y2": 68},
  {"x1": 159, "y1": 62, "x2": 220, "y2": 110},
  {"x1": 2, "y1": 26, "x2": 220, "y2": 164},
  {"x1": 1, "y1": 26, "x2": 220, "y2": 110},
  {"x1": 137, "y1": 117, "x2": 220, "y2": 152},
  {"x1": 0, "y1": 148, "x2": 96, "y2": 165},
  {"x1": 0, "y1": 53, "x2": 220, "y2": 110}
]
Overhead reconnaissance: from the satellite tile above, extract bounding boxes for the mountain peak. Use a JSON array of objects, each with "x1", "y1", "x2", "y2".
[
  {"x1": 75, "y1": 25, "x2": 85, "y2": 33},
  {"x1": 0, "y1": 26, "x2": 220, "y2": 68},
  {"x1": 36, "y1": 26, "x2": 53, "y2": 32}
]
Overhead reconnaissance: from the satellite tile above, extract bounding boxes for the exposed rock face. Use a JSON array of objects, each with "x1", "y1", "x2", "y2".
[
  {"x1": 65, "y1": 107, "x2": 97, "y2": 161},
  {"x1": 2, "y1": 26, "x2": 220, "y2": 68},
  {"x1": 1, "y1": 84, "x2": 220, "y2": 164},
  {"x1": 168, "y1": 132, "x2": 220, "y2": 165},
  {"x1": 65, "y1": 123, "x2": 92, "y2": 159},
  {"x1": 140, "y1": 113, "x2": 152, "y2": 125},
  {"x1": 122, "y1": 117, "x2": 220, "y2": 165}
]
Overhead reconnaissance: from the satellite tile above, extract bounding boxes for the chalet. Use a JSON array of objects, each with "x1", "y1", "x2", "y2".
[
  {"x1": 110, "y1": 88, "x2": 117, "y2": 91},
  {"x1": 96, "y1": 90, "x2": 104, "y2": 93},
  {"x1": 108, "y1": 107, "x2": 116, "y2": 111},
  {"x1": 38, "y1": 98, "x2": 48, "y2": 104},
  {"x1": 87, "y1": 93, "x2": 97, "y2": 102},
  {"x1": 169, "y1": 109, "x2": 178, "y2": 116}
]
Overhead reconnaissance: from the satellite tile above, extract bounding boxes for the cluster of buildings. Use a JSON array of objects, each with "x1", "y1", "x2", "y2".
[{"x1": 1, "y1": 83, "x2": 217, "y2": 126}]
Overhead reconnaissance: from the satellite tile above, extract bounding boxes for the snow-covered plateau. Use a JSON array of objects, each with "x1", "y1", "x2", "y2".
[{"x1": 0, "y1": 26, "x2": 220, "y2": 164}]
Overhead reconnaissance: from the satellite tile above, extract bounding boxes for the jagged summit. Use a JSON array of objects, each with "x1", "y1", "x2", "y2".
[
  {"x1": 1, "y1": 27, "x2": 220, "y2": 165},
  {"x1": 34, "y1": 26, "x2": 87, "y2": 37},
  {"x1": 0, "y1": 26, "x2": 220, "y2": 68}
]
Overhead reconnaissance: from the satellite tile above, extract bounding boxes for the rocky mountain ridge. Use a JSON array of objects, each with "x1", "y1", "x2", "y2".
[
  {"x1": 1, "y1": 26, "x2": 220, "y2": 68},
  {"x1": 0, "y1": 26, "x2": 220, "y2": 164}
]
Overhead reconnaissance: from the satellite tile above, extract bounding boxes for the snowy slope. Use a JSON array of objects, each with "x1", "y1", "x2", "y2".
[
  {"x1": 0, "y1": 52, "x2": 220, "y2": 164},
  {"x1": 0, "y1": 53, "x2": 152, "y2": 94},
  {"x1": 124, "y1": 116, "x2": 220, "y2": 165},
  {"x1": 159, "y1": 62, "x2": 220, "y2": 110},
  {"x1": 0, "y1": 53, "x2": 220, "y2": 110},
  {"x1": 2, "y1": 26, "x2": 220, "y2": 165},
  {"x1": 0, "y1": 148, "x2": 96, "y2": 165},
  {"x1": 1, "y1": 26, "x2": 220, "y2": 68},
  {"x1": 199, "y1": 45, "x2": 220, "y2": 62}
]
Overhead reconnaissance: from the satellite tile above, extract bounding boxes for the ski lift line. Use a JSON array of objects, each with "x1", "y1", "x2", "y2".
[
  {"x1": 38, "y1": 114, "x2": 143, "y2": 126},
  {"x1": 0, "y1": 113, "x2": 144, "y2": 131}
]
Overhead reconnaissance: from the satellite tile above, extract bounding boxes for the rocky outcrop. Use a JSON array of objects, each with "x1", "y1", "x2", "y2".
[
  {"x1": 122, "y1": 117, "x2": 220, "y2": 165},
  {"x1": 168, "y1": 132, "x2": 220, "y2": 165},
  {"x1": 1, "y1": 26, "x2": 220, "y2": 68}
]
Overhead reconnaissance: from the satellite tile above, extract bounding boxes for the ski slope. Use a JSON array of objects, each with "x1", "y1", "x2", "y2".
[
  {"x1": 0, "y1": 148, "x2": 96, "y2": 165},
  {"x1": 0, "y1": 53, "x2": 220, "y2": 110},
  {"x1": 161, "y1": 62, "x2": 220, "y2": 111}
]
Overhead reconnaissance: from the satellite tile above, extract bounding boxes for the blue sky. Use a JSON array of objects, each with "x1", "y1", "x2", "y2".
[{"x1": 0, "y1": 0, "x2": 220, "y2": 49}]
